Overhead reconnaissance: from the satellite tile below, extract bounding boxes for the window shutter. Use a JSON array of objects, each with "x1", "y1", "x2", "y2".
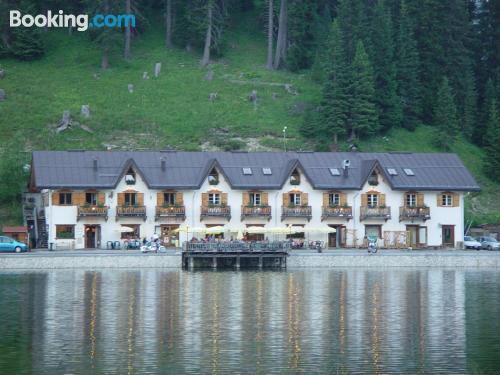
[
  {"x1": 137, "y1": 193, "x2": 144, "y2": 206},
  {"x1": 302, "y1": 192, "x2": 309, "y2": 206},
  {"x1": 283, "y1": 193, "x2": 288, "y2": 206},
  {"x1": 243, "y1": 192, "x2": 250, "y2": 206},
  {"x1": 157, "y1": 192, "x2": 164, "y2": 206},
  {"x1": 379, "y1": 194, "x2": 386, "y2": 206},
  {"x1": 262, "y1": 192, "x2": 269, "y2": 205},
  {"x1": 437, "y1": 194, "x2": 442, "y2": 207},
  {"x1": 361, "y1": 193, "x2": 368, "y2": 207},
  {"x1": 416, "y1": 192, "x2": 424, "y2": 207},
  {"x1": 175, "y1": 192, "x2": 183, "y2": 205},
  {"x1": 452, "y1": 193, "x2": 459, "y2": 207},
  {"x1": 221, "y1": 193, "x2": 228, "y2": 205},
  {"x1": 323, "y1": 192, "x2": 329, "y2": 207},
  {"x1": 74, "y1": 192, "x2": 84, "y2": 206},
  {"x1": 202, "y1": 193, "x2": 208, "y2": 206},
  {"x1": 98, "y1": 192, "x2": 105, "y2": 205},
  {"x1": 117, "y1": 193, "x2": 125, "y2": 206},
  {"x1": 340, "y1": 192, "x2": 347, "y2": 206},
  {"x1": 52, "y1": 191, "x2": 60, "y2": 205}
]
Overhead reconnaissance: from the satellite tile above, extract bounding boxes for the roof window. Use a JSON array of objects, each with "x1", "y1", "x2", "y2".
[
  {"x1": 329, "y1": 168, "x2": 340, "y2": 176},
  {"x1": 387, "y1": 168, "x2": 398, "y2": 176},
  {"x1": 262, "y1": 168, "x2": 272, "y2": 175},
  {"x1": 242, "y1": 168, "x2": 252, "y2": 175},
  {"x1": 404, "y1": 168, "x2": 415, "y2": 176}
]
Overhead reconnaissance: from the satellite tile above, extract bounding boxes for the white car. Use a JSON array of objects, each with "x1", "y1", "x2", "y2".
[{"x1": 463, "y1": 236, "x2": 482, "y2": 250}]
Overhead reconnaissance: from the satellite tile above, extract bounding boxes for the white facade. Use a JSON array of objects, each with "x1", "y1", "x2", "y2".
[{"x1": 43, "y1": 165, "x2": 466, "y2": 250}]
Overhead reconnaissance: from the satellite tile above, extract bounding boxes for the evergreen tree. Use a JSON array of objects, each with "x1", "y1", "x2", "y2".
[
  {"x1": 484, "y1": 101, "x2": 500, "y2": 181},
  {"x1": 287, "y1": 0, "x2": 316, "y2": 71},
  {"x1": 369, "y1": 0, "x2": 401, "y2": 131},
  {"x1": 462, "y1": 69, "x2": 478, "y2": 138},
  {"x1": 10, "y1": 27, "x2": 44, "y2": 61},
  {"x1": 318, "y1": 20, "x2": 348, "y2": 146},
  {"x1": 434, "y1": 77, "x2": 460, "y2": 148},
  {"x1": 396, "y1": 0, "x2": 421, "y2": 130},
  {"x1": 350, "y1": 41, "x2": 378, "y2": 139}
]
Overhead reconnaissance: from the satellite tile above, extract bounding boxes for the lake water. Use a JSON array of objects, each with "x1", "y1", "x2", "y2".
[{"x1": 0, "y1": 269, "x2": 499, "y2": 374}]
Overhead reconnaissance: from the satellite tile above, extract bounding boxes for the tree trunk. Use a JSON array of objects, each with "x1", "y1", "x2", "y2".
[
  {"x1": 165, "y1": 0, "x2": 173, "y2": 48},
  {"x1": 124, "y1": 0, "x2": 132, "y2": 59},
  {"x1": 200, "y1": 0, "x2": 213, "y2": 67},
  {"x1": 273, "y1": 0, "x2": 287, "y2": 69},
  {"x1": 266, "y1": 0, "x2": 274, "y2": 70},
  {"x1": 102, "y1": 47, "x2": 109, "y2": 70}
]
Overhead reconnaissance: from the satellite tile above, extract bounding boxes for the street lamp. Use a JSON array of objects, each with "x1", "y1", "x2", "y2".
[{"x1": 283, "y1": 126, "x2": 288, "y2": 152}]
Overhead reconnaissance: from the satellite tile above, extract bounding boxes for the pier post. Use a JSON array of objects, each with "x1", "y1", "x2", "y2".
[
  {"x1": 235, "y1": 256, "x2": 240, "y2": 269},
  {"x1": 188, "y1": 257, "x2": 194, "y2": 269},
  {"x1": 212, "y1": 257, "x2": 217, "y2": 269},
  {"x1": 258, "y1": 256, "x2": 263, "y2": 269}
]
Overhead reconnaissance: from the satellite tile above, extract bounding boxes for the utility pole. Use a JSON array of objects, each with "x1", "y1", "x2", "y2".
[{"x1": 283, "y1": 126, "x2": 287, "y2": 152}]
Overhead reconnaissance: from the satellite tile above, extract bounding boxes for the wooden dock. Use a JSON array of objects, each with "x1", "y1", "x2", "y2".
[{"x1": 182, "y1": 241, "x2": 289, "y2": 269}]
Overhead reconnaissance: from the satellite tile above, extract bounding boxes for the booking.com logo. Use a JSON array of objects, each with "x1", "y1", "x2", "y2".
[{"x1": 9, "y1": 10, "x2": 136, "y2": 32}]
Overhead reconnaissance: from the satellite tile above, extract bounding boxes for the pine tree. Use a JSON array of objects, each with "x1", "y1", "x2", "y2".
[
  {"x1": 287, "y1": 0, "x2": 316, "y2": 71},
  {"x1": 350, "y1": 41, "x2": 378, "y2": 139},
  {"x1": 319, "y1": 20, "x2": 348, "y2": 145},
  {"x1": 10, "y1": 27, "x2": 44, "y2": 61},
  {"x1": 462, "y1": 69, "x2": 478, "y2": 138},
  {"x1": 396, "y1": 0, "x2": 421, "y2": 130},
  {"x1": 484, "y1": 101, "x2": 500, "y2": 181},
  {"x1": 369, "y1": 0, "x2": 401, "y2": 131},
  {"x1": 434, "y1": 77, "x2": 460, "y2": 148}
]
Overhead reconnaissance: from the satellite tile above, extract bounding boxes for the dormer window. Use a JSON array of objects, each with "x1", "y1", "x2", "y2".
[
  {"x1": 368, "y1": 171, "x2": 378, "y2": 186},
  {"x1": 125, "y1": 168, "x2": 136, "y2": 185},
  {"x1": 290, "y1": 169, "x2": 300, "y2": 185},
  {"x1": 208, "y1": 168, "x2": 219, "y2": 185}
]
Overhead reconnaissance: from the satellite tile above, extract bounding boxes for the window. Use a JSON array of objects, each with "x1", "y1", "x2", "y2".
[
  {"x1": 262, "y1": 168, "x2": 272, "y2": 175},
  {"x1": 404, "y1": 168, "x2": 415, "y2": 176},
  {"x1": 56, "y1": 225, "x2": 75, "y2": 239},
  {"x1": 163, "y1": 192, "x2": 176, "y2": 206},
  {"x1": 289, "y1": 193, "x2": 301, "y2": 206},
  {"x1": 329, "y1": 193, "x2": 340, "y2": 206},
  {"x1": 242, "y1": 168, "x2": 252, "y2": 175},
  {"x1": 367, "y1": 194, "x2": 378, "y2": 208},
  {"x1": 85, "y1": 192, "x2": 97, "y2": 206},
  {"x1": 120, "y1": 224, "x2": 140, "y2": 240},
  {"x1": 58, "y1": 192, "x2": 72, "y2": 205},
  {"x1": 406, "y1": 193, "x2": 417, "y2": 207},
  {"x1": 208, "y1": 193, "x2": 221, "y2": 205},
  {"x1": 368, "y1": 172, "x2": 378, "y2": 186},
  {"x1": 249, "y1": 192, "x2": 261, "y2": 206},
  {"x1": 124, "y1": 192, "x2": 137, "y2": 206},
  {"x1": 125, "y1": 168, "x2": 136, "y2": 185},
  {"x1": 442, "y1": 194, "x2": 453, "y2": 207},
  {"x1": 387, "y1": 168, "x2": 398, "y2": 176},
  {"x1": 208, "y1": 168, "x2": 219, "y2": 185},
  {"x1": 290, "y1": 169, "x2": 300, "y2": 185},
  {"x1": 329, "y1": 168, "x2": 340, "y2": 176}
]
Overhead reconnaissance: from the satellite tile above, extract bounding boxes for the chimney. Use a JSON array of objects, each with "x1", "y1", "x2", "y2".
[
  {"x1": 93, "y1": 158, "x2": 98, "y2": 171},
  {"x1": 342, "y1": 159, "x2": 350, "y2": 177},
  {"x1": 160, "y1": 157, "x2": 166, "y2": 172}
]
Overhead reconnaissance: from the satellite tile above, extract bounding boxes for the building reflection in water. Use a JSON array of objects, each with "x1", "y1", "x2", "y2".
[{"x1": 6, "y1": 268, "x2": 475, "y2": 374}]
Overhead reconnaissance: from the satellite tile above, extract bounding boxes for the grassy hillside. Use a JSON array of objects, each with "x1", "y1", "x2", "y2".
[{"x1": 0, "y1": 19, "x2": 498, "y2": 226}]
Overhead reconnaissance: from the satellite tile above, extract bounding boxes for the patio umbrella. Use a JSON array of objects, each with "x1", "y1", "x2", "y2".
[
  {"x1": 174, "y1": 226, "x2": 207, "y2": 233},
  {"x1": 116, "y1": 226, "x2": 135, "y2": 233},
  {"x1": 205, "y1": 225, "x2": 226, "y2": 234},
  {"x1": 246, "y1": 226, "x2": 267, "y2": 233}
]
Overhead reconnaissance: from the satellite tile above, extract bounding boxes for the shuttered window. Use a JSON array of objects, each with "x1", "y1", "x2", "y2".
[
  {"x1": 249, "y1": 192, "x2": 261, "y2": 206},
  {"x1": 442, "y1": 194, "x2": 453, "y2": 207},
  {"x1": 124, "y1": 193, "x2": 137, "y2": 206},
  {"x1": 85, "y1": 192, "x2": 97, "y2": 205},
  {"x1": 208, "y1": 193, "x2": 221, "y2": 205},
  {"x1": 289, "y1": 193, "x2": 301, "y2": 206},
  {"x1": 59, "y1": 192, "x2": 72, "y2": 205},
  {"x1": 405, "y1": 193, "x2": 416, "y2": 207},
  {"x1": 164, "y1": 192, "x2": 176, "y2": 205},
  {"x1": 329, "y1": 193, "x2": 340, "y2": 206},
  {"x1": 367, "y1": 194, "x2": 378, "y2": 207}
]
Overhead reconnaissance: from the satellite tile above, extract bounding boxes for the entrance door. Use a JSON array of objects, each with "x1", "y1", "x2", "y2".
[
  {"x1": 406, "y1": 225, "x2": 419, "y2": 247},
  {"x1": 328, "y1": 232, "x2": 337, "y2": 248},
  {"x1": 160, "y1": 224, "x2": 180, "y2": 247},
  {"x1": 85, "y1": 225, "x2": 99, "y2": 249},
  {"x1": 442, "y1": 225, "x2": 455, "y2": 247}
]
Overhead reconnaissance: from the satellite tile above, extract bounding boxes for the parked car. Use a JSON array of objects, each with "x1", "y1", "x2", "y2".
[
  {"x1": 0, "y1": 236, "x2": 28, "y2": 253},
  {"x1": 479, "y1": 237, "x2": 500, "y2": 251},
  {"x1": 141, "y1": 241, "x2": 166, "y2": 253},
  {"x1": 464, "y1": 236, "x2": 482, "y2": 250}
]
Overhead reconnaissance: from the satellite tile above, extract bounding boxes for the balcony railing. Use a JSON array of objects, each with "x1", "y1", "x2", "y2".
[
  {"x1": 116, "y1": 205, "x2": 147, "y2": 220},
  {"x1": 399, "y1": 206, "x2": 430, "y2": 221},
  {"x1": 155, "y1": 205, "x2": 186, "y2": 220},
  {"x1": 322, "y1": 206, "x2": 353, "y2": 220},
  {"x1": 200, "y1": 205, "x2": 231, "y2": 220},
  {"x1": 360, "y1": 206, "x2": 391, "y2": 221},
  {"x1": 77, "y1": 206, "x2": 109, "y2": 221},
  {"x1": 241, "y1": 205, "x2": 272, "y2": 220},
  {"x1": 281, "y1": 206, "x2": 312, "y2": 221}
]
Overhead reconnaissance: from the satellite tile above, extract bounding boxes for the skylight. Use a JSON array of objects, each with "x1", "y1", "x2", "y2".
[
  {"x1": 242, "y1": 168, "x2": 252, "y2": 175},
  {"x1": 329, "y1": 168, "x2": 340, "y2": 176},
  {"x1": 387, "y1": 168, "x2": 398, "y2": 176},
  {"x1": 404, "y1": 168, "x2": 415, "y2": 176},
  {"x1": 262, "y1": 168, "x2": 272, "y2": 175}
]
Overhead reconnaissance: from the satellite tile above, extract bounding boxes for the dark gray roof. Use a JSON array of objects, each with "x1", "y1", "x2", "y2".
[{"x1": 31, "y1": 151, "x2": 480, "y2": 191}]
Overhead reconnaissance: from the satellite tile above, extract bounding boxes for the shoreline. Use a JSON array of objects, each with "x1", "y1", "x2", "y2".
[{"x1": 0, "y1": 249, "x2": 499, "y2": 269}]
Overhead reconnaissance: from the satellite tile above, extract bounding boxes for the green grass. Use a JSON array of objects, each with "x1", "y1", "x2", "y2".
[{"x1": 0, "y1": 17, "x2": 498, "y2": 225}]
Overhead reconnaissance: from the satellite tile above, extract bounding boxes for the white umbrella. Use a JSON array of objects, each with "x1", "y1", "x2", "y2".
[
  {"x1": 246, "y1": 226, "x2": 267, "y2": 233},
  {"x1": 174, "y1": 226, "x2": 206, "y2": 233},
  {"x1": 116, "y1": 226, "x2": 135, "y2": 233},
  {"x1": 205, "y1": 226, "x2": 226, "y2": 234}
]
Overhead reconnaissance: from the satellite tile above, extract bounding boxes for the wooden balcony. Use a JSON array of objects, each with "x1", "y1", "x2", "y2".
[
  {"x1": 77, "y1": 206, "x2": 109, "y2": 221},
  {"x1": 200, "y1": 205, "x2": 231, "y2": 220},
  {"x1": 360, "y1": 206, "x2": 391, "y2": 221},
  {"x1": 322, "y1": 206, "x2": 353, "y2": 220},
  {"x1": 116, "y1": 205, "x2": 146, "y2": 221},
  {"x1": 281, "y1": 206, "x2": 312, "y2": 221},
  {"x1": 155, "y1": 205, "x2": 186, "y2": 220},
  {"x1": 241, "y1": 205, "x2": 272, "y2": 220},
  {"x1": 399, "y1": 206, "x2": 430, "y2": 221}
]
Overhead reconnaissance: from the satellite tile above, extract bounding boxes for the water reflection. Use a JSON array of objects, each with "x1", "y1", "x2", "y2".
[{"x1": 0, "y1": 269, "x2": 499, "y2": 374}]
